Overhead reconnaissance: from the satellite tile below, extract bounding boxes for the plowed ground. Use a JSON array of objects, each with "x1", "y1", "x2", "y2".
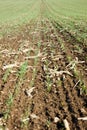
[{"x1": 0, "y1": 18, "x2": 87, "y2": 130}]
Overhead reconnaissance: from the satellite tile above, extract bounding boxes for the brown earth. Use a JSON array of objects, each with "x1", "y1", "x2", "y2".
[{"x1": 0, "y1": 17, "x2": 87, "y2": 130}]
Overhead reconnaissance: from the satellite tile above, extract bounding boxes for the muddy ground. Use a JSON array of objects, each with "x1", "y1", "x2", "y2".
[{"x1": 0, "y1": 18, "x2": 87, "y2": 130}]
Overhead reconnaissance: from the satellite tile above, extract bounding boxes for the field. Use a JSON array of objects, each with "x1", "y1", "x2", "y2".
[{"x1": 0, "y1": 0, "x2": 87, "y2": 130}]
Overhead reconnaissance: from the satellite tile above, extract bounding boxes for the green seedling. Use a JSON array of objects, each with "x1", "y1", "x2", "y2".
[
  {"x1": 57, "y1": 79, "x2": 62, "y2": 86},
  {"x1": 2, "y1": 69, "x2": 11, "y2": 83},
  {"x1": 81, "y1": 85, "x2": 87, "y2": 95},
  {"x1": 3, "y1": 61, "x2": 28, "y2": 121},
  {"x1": 4, "y1": 93, "x2": 14, "y2": 120},
  {"x1": 6, "y1": 93, "x2": 13, "y2": 107},
  {"x1": 30, "y1": 67, "x2": 37, "y2": 87},
  {"x1": 14, "y1": 83, "x2": 21, "y2": 96},
  {"x1": 37, "y1": 42, "x2": 41, "y2": 49},
  {"x1": 17, "y1": 61, "x2": 28, "y2": 79},
  {"x1": 67, "y1": 56, "x2": 72, "y2": 62},
  {"x1": 30, "y1": 43, "x2": 41, "y2": 87},
  {"x1": 80, "y1": 81, "x2": 87, "y2": 95},
  {"x1": 0, "y1": 125, "x2": 8, "y2": 130},
  {"x1": 34, "y1": 57, "x2": 38, "y2": 66},
  {"x1": 75, "y1": 45, "x2": 83, "y2": 53},
  {"x1": 46, "y1": 75, "x2": 52, "y2": 92},
  {"x1": 85, "y1": 57, "x2": 87, "y2": 61},
  {"x1": 44, "y1": 59, "x2": 49, "y2": 67},
  {"x1": 21, "y1": 109, "x2": 30, "y2": 129},
  {"x1": 73, "y1": 68, "x2": 79, "y2": 77},
  {"x1": 61, "y1": 43, "x2": 65, "y2": 50},
  {"x1": 46, "y1": 120, "x2": 51, "y2": 128}
]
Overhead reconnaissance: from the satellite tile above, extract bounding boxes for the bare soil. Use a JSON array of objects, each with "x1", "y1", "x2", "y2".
[{"x1": 0, "y1": 18, "x2": 87, "y2": 130}]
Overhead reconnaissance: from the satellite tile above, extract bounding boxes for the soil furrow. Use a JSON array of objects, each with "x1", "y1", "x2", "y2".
[{"x1": 0, "y1": 13, "x2": 87, "y2": 130}]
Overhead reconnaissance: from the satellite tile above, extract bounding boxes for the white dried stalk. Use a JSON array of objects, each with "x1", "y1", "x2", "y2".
[
  {"x1": 3, "y1": 63, "x2": 19, "y2": 70},
  {"x1": 3, "y1": 62, "x2": 35, "y2": 70},
  {"x1": 25, "y1": 52, "x2": 42, "y2": 59},
  {"x1": 52, "y1": 55, "x2": 63, "y2": 61},
  {"x1": 22, "y1": 118, "x2": 29, "y2": 122},
  {"x1": 73, "y1": 80, "x2": 80, "y2": 88},
  {"x1": 0, "y1": 49, "x2": 9, "y2": 54},
  {"x1": 66, "y1": 57, "x2": 85, "y2": 69},
  {"x1": 22, "y1": 48, "x2": 35, "y2": 53},
  {"x1": 0, "y1": 49, "x2": 19, "y2": 55},
  {"x1": 63, "y1": 119, "x2": 70, "y2": 130},
  {"x1": 10, "y1": 70, "x2": 17, "y2": 73},
  {"x1": 41, "y1": 56, "x2": 47, "y2": 62},
  {"x1": 54, "y1": 117, "x2": 60, "y2": 123},
  {"x1": 49, "y1": 68, "x2": 73, "y2": 77},
  {"x1": 0, "y1": 118, "x2": 3, "y2": 126},
  {"x1": 78, "y1": 117, "x2": 87, "y2": 121},
  {"x1": 30, "y1": 114, "x2": 39, "y2": 119},
  {"x1": 8, "y1": 52, "x2": 19, "y2": 55},
  {"x1": 25, "y1": 87, "x2": 35, "y2": 98}
]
